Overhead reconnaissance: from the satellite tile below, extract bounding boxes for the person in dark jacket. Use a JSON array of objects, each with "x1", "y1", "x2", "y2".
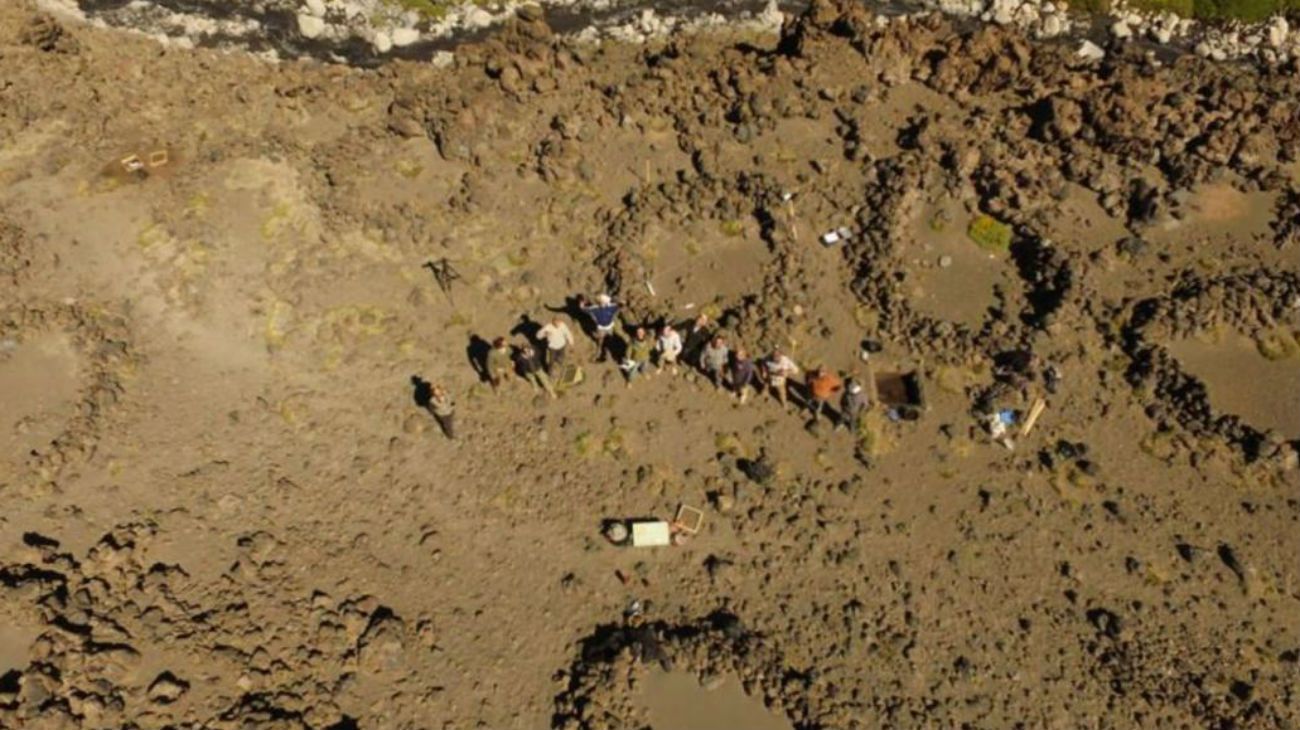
[
  {"x1": 680, "y1": 313, "x2": 711, "y2": 368},
  {"x1": 729, "y1": 347, "x2": 757, "y2": 404},
  {"x1": 579, "y1": 293, "x2": 620, "y2": 363},
  {"x1": 516, "y1": 342, "x2": 556, "y2": 398},
  {"x1": 838, "y1": 379, "x2": 869, "y2": 433}
]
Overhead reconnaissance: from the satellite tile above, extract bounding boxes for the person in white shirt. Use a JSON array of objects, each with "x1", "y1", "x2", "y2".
[
  {"x1": 535, "y1": 316, "x2": 575, "y2": 375},
  {"x1": 763, "y1": 350, "x2": 800, "y2": 410},
  {"x1": 656, "y1": 324, "x2": 683, "y2": 375}
]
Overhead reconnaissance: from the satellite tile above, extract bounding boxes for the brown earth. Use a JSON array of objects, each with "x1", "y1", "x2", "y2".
[{"x1": 2, "y1": 1, "x2": 1299, "y2": 729}]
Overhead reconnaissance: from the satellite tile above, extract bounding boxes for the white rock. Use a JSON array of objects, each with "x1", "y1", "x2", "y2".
[
  {"x1": 304, "y1": 0, "x2": 326, "y2": 17},
  {"x1": 1077, "y1": 39, "x2": 1106, "y2": 60},
  {"x1": 1039, "y1": 13, "x2": 1066, "y2": 37},
  {"x1": 939, "y1": 0, "x2": 983, "y2": 15},
  {"x1": 1267, "y1": 17, "x2": 1289, "y2": 48},
  {"x1": 1014, "y1": 2, "x2": 1040, "y2": 25},
  {"x1": 372, "y1": 31, "x2": 393, "y2": 54},
  {"x1": 987, "y1": 0, "x2": 1019, "y2": 25},
  {"x1": 1111, "y1": 19, "x2": 1132, "y2": 39},
  {"x1": 392, "y1": 27, "x2": 420, "y2": 46},
  {"x1": 297, "y1": 13, "x2": 326, "y2": 39},
  {"x1": 431, "y1": 50, "x2": 455, "y2": 68},
  {"x1": 1152, "y1": 25, "x2": 1172, "y2": 44},
  {"x1": 755, "y1": 0, "x2": 784, "y2": 31},
  {"x1": 463, "y1": 7, "x2": 494, "y2": 30}
]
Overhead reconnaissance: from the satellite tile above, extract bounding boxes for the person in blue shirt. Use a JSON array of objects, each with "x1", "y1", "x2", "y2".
[{"x1": 578, "y1": 293, "x2": 620, "y2": 363}]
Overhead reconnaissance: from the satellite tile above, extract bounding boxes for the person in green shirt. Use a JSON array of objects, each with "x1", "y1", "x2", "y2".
[
  {"x1": 485, "y1": 336, "x2": 512, "y2": 392},
  {"x1": 621, "y1": 326, "x2": 654, "y2": 386}
]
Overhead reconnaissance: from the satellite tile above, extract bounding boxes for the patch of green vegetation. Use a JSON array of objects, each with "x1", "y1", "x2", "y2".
[
  {"x1": 1191, "y1": 0, "x2": 1291, "y2": 21},
  {"x1": 1071, "y1": 0, "x2": 1112, "y2": 12},
  {"x1": 967, "y1": 214, "x2": 1012, "y2": 255},
  {"x1": 602, "y1": 428, "x2": 628, "y2": 458},
  {"x1": 714, "y1": 432, "x2": 747, "y2": 458},
  {"x1": 719, "y1": 220, "x2": 745, "y2": 238},
  {"x1": 573, "y1": 431, "x2": 594, "y2": 458},
  {"x1": 506, "y1": 248, "x2": 531, "y2": 268},
  {"x1": 394, "y1": 159, "x2": 424, "y2": 179},
  {"x1": 1255, "y1": 330, "x2": 1300, "y2": 361},
  {"x1": 1133, "y1": 0, "x2": 1196, "y2": 15},
  {"x1": 856, "y1": 411, "x2": 895, "y2": 458},
  {"x1": 386, "y1": 0, "x2": 451, "y2": 19},
  {"x1": 1080, "y1": 0, "x2": 1295, "y2": 21}
]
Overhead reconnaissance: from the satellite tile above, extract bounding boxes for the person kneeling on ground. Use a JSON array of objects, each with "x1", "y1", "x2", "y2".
[
  {"x1": 807, "y1": 366, "x2": 843, "y2": 423},
  {"x1": 621, "y1": 326, "x2": 654, "y2": 385},
  {"x1": 428, "y1": 384, "x2": 456, "y2": 440},
  {"x1": 516, "y1": 342, "x2": 557, "y2": 399}
]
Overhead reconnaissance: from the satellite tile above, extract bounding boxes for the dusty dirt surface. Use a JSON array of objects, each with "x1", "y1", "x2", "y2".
[{"x1": 2, "y1": 1, "x2": 1300, "y2": 729}]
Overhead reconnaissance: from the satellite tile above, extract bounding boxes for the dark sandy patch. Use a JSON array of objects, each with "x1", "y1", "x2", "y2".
[
  {"x1": 0, "y1": 332, "x2": 82, "y2": 458},
  {"x1": 641, "y1": 670, "x2": 793, "y2": 730},
  {"x1": 1166, "y1": 329, "x2": 1300, "y2": 439}
]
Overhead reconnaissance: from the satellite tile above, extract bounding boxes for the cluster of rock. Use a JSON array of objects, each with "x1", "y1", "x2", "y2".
[
  {"x1": 0, "y1": 212, "x2": 32, "y2": 285},
  {"x1": 295, "y1": 0, "x2": 500, "y2": 52},
  {"x1": 920, "y1": 0, "x2": 1297, "y2": 64},
  {"x1": 1123, "y1": 270, "x2": 1300, "y2": 467},
  {"x1": 0, "y1": 522, "x2": 438, "y2": 730},
  {"x1": 552, "y1": 611, "x2": 826, "y2": 730}
]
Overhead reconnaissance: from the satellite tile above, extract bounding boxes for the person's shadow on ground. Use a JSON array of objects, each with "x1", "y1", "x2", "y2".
[
  {"x1": 510, "y1": 314, "x2": 542, "y2": 342},
  {"x1": 548, "y1": 295, "x2": 592, "y2": 338},
  {"x1": 607, "y1": 332, "x2": 629, "y2": 363},
  {"x1": 466, "y1": 335, "x2": 491, "y2": 383},
  {"x1": 411, "y1": 375, "x2": 433, "y2": 409}
]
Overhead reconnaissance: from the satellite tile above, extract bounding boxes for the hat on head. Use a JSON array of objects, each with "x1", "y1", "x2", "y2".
[
  {"x1": 597, "y1": 293, "x2": 612, "y2": 305},
  {"x1": 849, "y1": 382, "x2": 862, "y2": 393}
]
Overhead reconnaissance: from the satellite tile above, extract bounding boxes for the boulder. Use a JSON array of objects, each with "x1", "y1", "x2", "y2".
[
  {"x1": 297, "y1": 13, "x2": 326, "y2": 39},
  {"x1": 392, "y1": 27, "x2": 420, "y2": 47}
]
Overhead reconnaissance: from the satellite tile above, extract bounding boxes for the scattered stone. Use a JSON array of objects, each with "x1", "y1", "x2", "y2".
[{"x1": 1076, "y1": 40, "x2": 1105, "y2": 61}]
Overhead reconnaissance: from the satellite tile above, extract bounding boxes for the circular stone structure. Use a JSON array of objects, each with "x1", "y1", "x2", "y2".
[
  {"x1": 0, "y1": 302, "x2": 135, "y2": 487},
  {"x1": 554, "y1": 612, "x2": 826, "y2": 730},
  {"x1": 1123, "y1": 269, "x2": 1300, "y2": 466}
]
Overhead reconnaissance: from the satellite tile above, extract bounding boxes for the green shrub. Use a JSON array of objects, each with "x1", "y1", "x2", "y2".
[
  {"x1": 1135, "y1": 0, "x2": 1196, "y2": 15},
  {"x1": 388, "y1": 0, "x2": 450, "y2": 18},
  {"x1": 967, "y1": 214, "x2": 1013, "y2": 254},
  {"x1": 1255, "y1": 330, "x2": 1299, "y2": 361},
  {"x1": 1193, "y1": 0, "x2": 1284, "y2": 21},
  {"x1": 1118, "y1": 0, "x2": 1292, "y2": 20}
]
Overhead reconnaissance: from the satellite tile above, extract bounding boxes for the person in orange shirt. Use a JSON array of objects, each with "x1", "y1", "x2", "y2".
[{"x1": 806, "y1": 366, "x2": 843, "y2": 423}]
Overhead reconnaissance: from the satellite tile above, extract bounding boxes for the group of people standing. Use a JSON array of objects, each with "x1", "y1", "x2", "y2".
[{"x1": 421, "y1": 293, "x2": 874, "y2": 440}]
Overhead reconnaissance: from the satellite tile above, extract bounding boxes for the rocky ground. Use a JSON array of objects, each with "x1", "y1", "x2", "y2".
[{"x1": 2, "y1": 0, "x2": 1300, "y2": 728}]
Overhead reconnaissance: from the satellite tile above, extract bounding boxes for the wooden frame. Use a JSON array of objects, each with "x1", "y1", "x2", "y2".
[{"x1": 673, "y1": 504, "x2": 704, "y2": 535}]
